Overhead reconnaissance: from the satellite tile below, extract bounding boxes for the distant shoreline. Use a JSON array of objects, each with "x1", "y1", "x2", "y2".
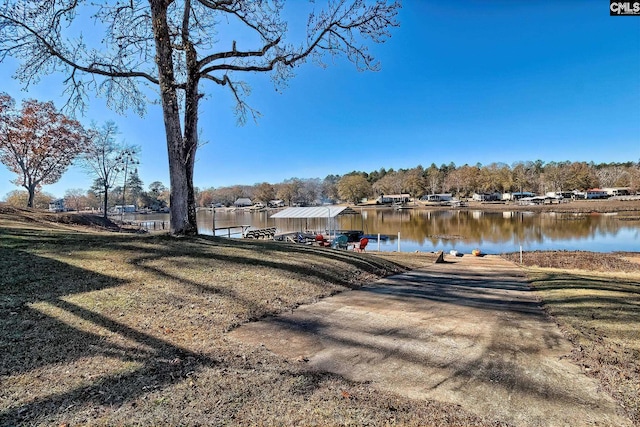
[{"x1": 356, "y1": 198, "x2": 640, "y2": 214}]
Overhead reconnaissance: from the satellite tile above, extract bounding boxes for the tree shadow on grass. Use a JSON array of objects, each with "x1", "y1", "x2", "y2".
[
  {"x1": 529, "y1": 272, "x2": 640, "y2": 340},
  {"x1": 2, "y1": 225, "x2": 410, "y2": 280},
  {"x1": 1, "y1": 305, "x2": 217, "y2": 425},
  {"x1": 0, "y1": 246, "x2": 221, "y2": 425},
  {"x1": 103, "y1": 234, "x2": 411, "y2": 297},
  {"x1": 192, "y1": 235, "x2": 410, "y2": 275},
  {"x1": 531, "y1": 271, "x2": 640, "y2": 295},
  {"x1": 0, "y1": 229, "x2": 413, "y2": 425},
  {"x1": 1, "y1": 245, "x2": 129, "y2": 379}
]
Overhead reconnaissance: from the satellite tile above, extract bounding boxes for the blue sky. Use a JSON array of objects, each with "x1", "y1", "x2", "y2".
[{"x1": 1, "y1": 1, "x2": 639, "y2": 199}]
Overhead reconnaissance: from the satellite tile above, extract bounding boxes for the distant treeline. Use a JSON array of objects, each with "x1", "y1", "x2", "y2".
[
  {"x1": 5, "y1": 160, "x2": 637, "y2": 210},
  {"x1": 198, "y1": 160, "x2": 640, "y2": 206}
]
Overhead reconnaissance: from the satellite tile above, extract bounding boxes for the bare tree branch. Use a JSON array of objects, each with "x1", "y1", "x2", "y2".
[
  {"x1": 0, "y1": 0, "x2": 400, "y2": 234},
  {"x1": 0, "y1": 12, "x2": 159, "y2": 84},
  {"x1": 198, "y1": 36, "x2": 281, "y2": 69}
]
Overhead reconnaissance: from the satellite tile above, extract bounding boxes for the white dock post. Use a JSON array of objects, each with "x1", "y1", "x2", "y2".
[
  {"x1": 397, "y1": 232, "x2": 401, "y2": 252},
  {"x1": 377, "y1": 233, "x2": 381, "y2": 251},
  {"x1": 520, "y1": 245, "x2": 523, "y2": 265}
]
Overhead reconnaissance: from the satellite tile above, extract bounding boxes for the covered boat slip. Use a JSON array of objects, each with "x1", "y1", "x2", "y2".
[
  {"x1": 270, "y1": 206, "x2": 360, "y2": 219},
  {"x1": 270, "y1": 206, "x2": 363, "y2": 245}
]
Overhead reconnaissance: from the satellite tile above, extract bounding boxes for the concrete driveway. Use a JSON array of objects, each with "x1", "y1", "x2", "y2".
[{"x1": 229, "y1": 255, "x2": 630, "y2": 426}]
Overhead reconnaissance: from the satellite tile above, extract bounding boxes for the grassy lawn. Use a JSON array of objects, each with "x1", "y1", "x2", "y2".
[
  {"x1": 5, "y1": 206, "x2": 636, "y2": 426},
  {"x1": 2, "y1": 207, "x2": 502, "y2": 426},
  {"x1": 503, "y1": 251, "x2": 640, "y2": 425}
]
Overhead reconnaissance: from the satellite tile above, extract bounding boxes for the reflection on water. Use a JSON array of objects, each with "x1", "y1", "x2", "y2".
[{"x1": 128, "y1": 208, "x2": 640, "y2": 254}]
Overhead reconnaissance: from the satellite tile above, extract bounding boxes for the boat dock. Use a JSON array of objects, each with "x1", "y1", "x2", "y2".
[
  {"x1": 214, "y1": 225, "x2": 251, "y2": 238},
  {"x1": 126, "y1": 220, "x2": 170, "y2": 231},
  {"x1": 243, "y1": 227, "x2": 277, "y2": 239}
]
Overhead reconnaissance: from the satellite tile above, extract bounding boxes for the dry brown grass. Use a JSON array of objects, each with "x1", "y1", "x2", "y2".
[
  {"x1": 0, "y1": 204, "x2": 122, "y2": 230},
  {"x1": 1, "y1": 208, "x2": 504, "y2": 426},
  {"x1": 502, "y1": 250, "x2": 640, "y2": 273},
  {"x1": 503, "y1": 251, "x2": 640, "y2": 425}
]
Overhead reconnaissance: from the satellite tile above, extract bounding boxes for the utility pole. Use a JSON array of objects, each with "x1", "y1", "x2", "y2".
[{"x1": 115, "y1": 149, "x2": 139, "y2": 225}]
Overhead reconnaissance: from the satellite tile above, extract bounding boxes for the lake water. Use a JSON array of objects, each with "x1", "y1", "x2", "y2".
[{"x1": 128, "y1": 208, "x2": 640, "y2": 254}]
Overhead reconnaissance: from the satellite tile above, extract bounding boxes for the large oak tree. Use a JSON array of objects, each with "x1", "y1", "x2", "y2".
[
  {"x1": 337, "y1": 173, "x2": 371, "y2": 203},
  {"x1": 0, "y1": 93, "x2": 88, "y2": 207},
  {"x1": 0, "y1": 0, "x2": 400, "y2": 235}
]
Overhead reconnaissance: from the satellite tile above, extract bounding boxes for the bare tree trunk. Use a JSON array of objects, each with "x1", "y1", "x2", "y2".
[
  {"x1": 102, "y1": 185, "x2": 108, "y2": 219},
  {"x1": 26, "y1": 185, "x2": 35, "y2": 208},
  {"x1": 182, "y1": 3, "x2": 199, "y2": 234},
  {"x1": 150, "y1": 0, "x2": 197, "y2": 235}
]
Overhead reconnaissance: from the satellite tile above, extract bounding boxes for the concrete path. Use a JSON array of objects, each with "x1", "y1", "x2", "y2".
[{"x1": 229, "y1": 255, "x2": 630, "y2": 426}]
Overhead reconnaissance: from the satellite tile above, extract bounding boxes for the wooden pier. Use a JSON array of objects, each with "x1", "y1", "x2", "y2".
[
  {"x1": 214, "y1": 225, "x2": 276, "y2": 239},
  {"x1": 127, "y1": 220, "x2": 170, "y2": 231},
  {"x1": 243, "y1": 227, "x2": 277, "y2": 239},
  {"x1": 214, "y1": 225, "x2": 251, "y2": 238},
  {"x1": 122, "y1": 221, "x2": 276, "y2": 239}
]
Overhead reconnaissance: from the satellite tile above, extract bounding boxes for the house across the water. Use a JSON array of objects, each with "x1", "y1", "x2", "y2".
[
  {"x1": 472, "y1": 192, "x2": 501, "y2": 202},
  {"x1": 376, "y1": 194, "x2": 410, "y2": 205},
  {"x1": 234, "y1": 198, "x2": 253, "y2": 207},
  {"x1": 113, "y1": 205, "x2": 137, "y2": 214},
  {"x1": 48, "y1": 199, "x2": 65, "y2": 212},
  {"x1": 584, "y1": 189, "x2": 609, "y2": 199},
  {"x1": 502, "y1": 192, "x2": 536, "y2": 201},
  {"x1": 420, "y1": 193, "x2": 453, "y2": 202},
  {"x1": 602, "y1": 187, "x2": 631, "y2": 197}
]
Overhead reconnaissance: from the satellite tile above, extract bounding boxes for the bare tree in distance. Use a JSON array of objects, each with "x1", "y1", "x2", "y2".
[
  {"x1": 3, "y1": 189, "x2": 55, "y2": 209},
  {"x1": 64, "y1": 188, "x2": 86, "y2": 212},
  {"x1": 0, "y1": 93, "x2": 89, "y2": 207},
  {"x1": 0, "y1": 0, "x2": 401, "y2": 235},
  {"x1": 81, "y1": 121, "x2": 137, "y2": 218}
]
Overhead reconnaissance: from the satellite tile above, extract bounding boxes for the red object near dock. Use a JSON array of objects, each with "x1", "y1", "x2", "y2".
[{"x1": 354, "y1": 238, "x2": 369, "y2": 252}]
